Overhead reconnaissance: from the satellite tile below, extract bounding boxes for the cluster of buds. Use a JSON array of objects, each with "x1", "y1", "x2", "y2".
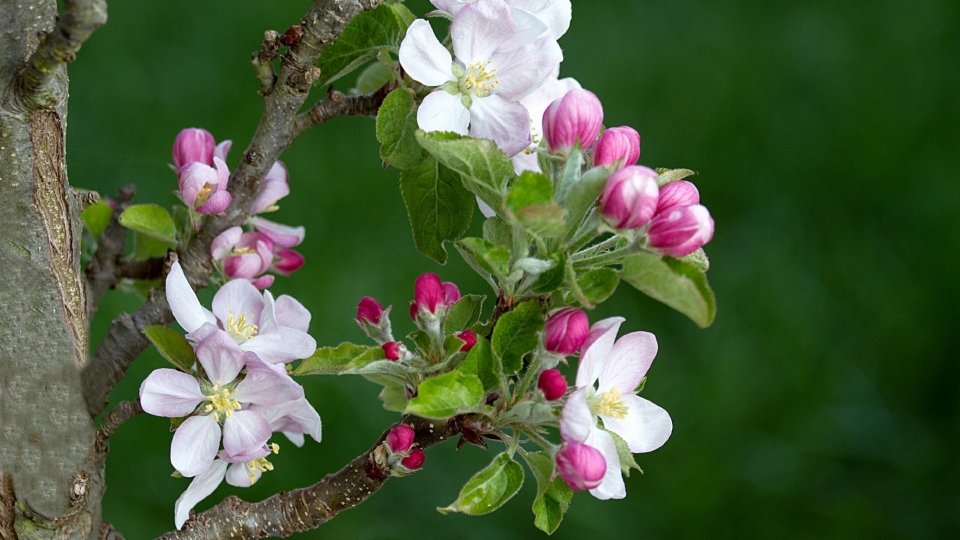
[
  {"x1": 173, "y1": 128, "x2": 233, "y2": 215},
  {"x1": 373, "y1": 424, "x2": 425, "y2": 476},
  {"x1": 410, "y1": 273, "x2": 461, "y2": 342}
]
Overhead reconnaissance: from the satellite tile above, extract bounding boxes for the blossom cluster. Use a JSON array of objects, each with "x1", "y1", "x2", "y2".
[{"x1": 140, "y1": 262, "x2": 319, "y2": 528}]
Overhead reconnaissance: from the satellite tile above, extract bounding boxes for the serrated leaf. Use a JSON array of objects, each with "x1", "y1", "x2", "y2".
[
  {"x1": 444, "y1": 294, "x2": 485, "y2": 334},
  {"x1": 533, "y1": 476, "x2": 574, "y2": 534},
  {"x1": 492, "y1": 300, "x2": 544, "y2": 375},
  {"x1": 456, "y1": 237, "x2": 510, "y2": 279},
  {"x1": 459, "y1": 336, "x2": 501, "y2": 391},
  {"x1": 620, "y1": 252, "x2": 717, "y2": 328},
  {"x1": 439, "y1": 453, "x2": 525, "y2": 515},
  {"x1": 609, "y1": 430, "x2": 643, "y2": 477},
  {"x1": 314, "y1": 4, "x2": 405, "y2": 89},
  {"x1": 562, "y1": 166, "x2": 610, "y2": 233},
  {"x1": 506, "y1": 171, "x2": 553, "y2": 211},
  {"x1": 404, "y1": 370, "x2": 484, "y2": 419},
  {"x1": 340, "y1": 346, "x2": 388, "y2": 373},
  {"x1": 80, "y1": 200, "x2": 112, "y2": 239},
  {"x1": 532, "y1": 253, "x2": 566, "y2": 294},
  {"x1": 555, "y1": 146, "x2": 582, "y2": 201},
  {"x1": 577, "y1": 268, "x2": 620, "y2": 305},
  {"x1": 294, "y1": 343, "x2": 374, "y2": 375},
  {"x1": 514, "y1": 203, "x2": 567, "y2": 238},
  {"x1": 400, "y1": 156, "x2": 475, "y2": 264},
  {"x1": 482, "y1": 216, "x2": 512, "y2": 249},
  {"x1": 416, "y1": 130, "x2": 515, "y2": 211},
  {"x1": 143, "y1": 326, "x2": 197, "y2": 372},
  {"x1": 120, "y1": 204, "x2": 176, "y2": 243},
  {"x1": 655, "y1": 168, "x2": 697, "y2": 187},
  {"x1": 376, "y1": 88, "x2": 425, "y2": 170}
]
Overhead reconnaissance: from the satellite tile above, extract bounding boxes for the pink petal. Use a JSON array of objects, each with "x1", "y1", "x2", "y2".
[
  {"x1": 214, "y1": 140, "x2": 233, "y2": 163},
  {"x1": 171, "y1": 415, "x2": 221, "y2": 477},
  {"x1": 468, "y1": 95, "x2": 532, "y2": 157},
  {"x1": 195, "y1": 190, "x2": 232, "y2": 215},
  {"x1": 585, "y1": 428, "x2": 626, "y2": 500},
  {"x1": 242, "y1": 325, "x2": 317, "y2": 364},
  {"x1": 213, "y1": 157, "x2": 230, "y2": 190},
  {"x1": 222, "y1": 410, "x2": 272, "y2": 459},
  {"x1": 575, "y1": 317, "x2": 624, "y2": 389},
  {"x1": 174, "y1": 459, "x2": 227, "y2": 529},
  {"x1": 167, "y1": 262, "x2": 216, "y2": 334},
  {"x1": 195, "y1": 330, "x2": 245, "y2": 385},
  {"x1": 223, "y1": 253, "x2": 266, "y2": 280},
  {"x1": 272, "y1": 248, "x2": 305, "y2": 275},
  {"x1": 601, "y1": 394, "x2": 672, "y2": 454},
  {"x1": 233, "y1": 356, "x2": 304, "y2": 406},
  {"x1": 249, "y1": 170, "x2": 290, "y2": 214},
  {"x1": 139, "y1": 369, "x2": 204, "y2": 417},
  {"x1": 451, "y1": 0, "x2": 516, "y2": 64},
  {"x1": 211, "y1": 278, "x2": 264, "y2": 329},
  {"x1": 211, "y1": 226, "x2": 242, "y2": 260},
  {"x1": 177, "y1": 163, "x2": 218, "y2": 207},
  {"x1": 274, "y1": 295, "x2": 311, "y2": 332},
  {"x1": 398, "y1": 19, "x2": 455, "y2": 87},
  {"x1": 248, "y1": 217, "x2": 305, "y2": 248},
  {"x1": 251, "y1": 398, "x2": 321, "y2": 445},
  {"x1": 250, "y1": 275, "x2": 275, "y2": 290},
  {"x1": 418, "y1": 90, "x2": 471, "y2": 135},
  {"x1": 559, "y1": 387, "x2": 593, "y2": 444},
  {"x1": 597, "y1": 331, "x2": 658, "y2": 395}
]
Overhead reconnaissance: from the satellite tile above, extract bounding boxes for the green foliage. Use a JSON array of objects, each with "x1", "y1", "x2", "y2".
[
  {"x1": 439, "y1": 453, "x2": 525, "y2": 516},
  {"x1": 459, "y1": 336, "x2": 501, "y2": 391},
  {"x1": 521, "y1": 451, "x2": 573, "y2": 534},
  {"x1": 444, "y1": 294, "x2": 485, "y2": 334},
  {"x1": 132, "y1": 232, "x2": 173, "y2": 261},
  {"x1": 376, "y1": 88, "x2": 425, "y2": 170},
  {"x1": 399, "y1": 156, "x2": 475, "y2": 264},
  {"x1": 532, "y1": 253, "x2": 567, "y2": 294},
  {"x1": 491, "y1": 301, "x2": 544, "y2": 375},
  {"x1": 143, "y1": 326, "x2": 197, "y2": 372},
  {"x1": 505, "y1": 171, "x2": 553, "y2": 211},
  {"x1": 609, "y1": 430, "x2": 643, "y2": 477},
  {"x1": 506, "y1": 171, "x2": 567, "y2": 238},
  {"x1": 654, "y1": 167, "x2": 697, "y2": 187},
  {"x1": 294, "y1": 343, "x2": 374, "y2": 375},
  {"x1": 562, "y1": 166, "x2": 610, "y2": 234},
  {"x1": 404, "y1": 370, "x2": 485, "y2": 419},
  {"x1": 577, "y1": 268, "x2": 620, "y2": 305},
  {"x1": 620, "y1": 252, "x2": 717, "y2": 328},
  {"x1": 355, "y1": 61, "x2": 394, "y2": 94},
  {"x1": 119, "y1": 204, "x2": 176, "y2": 243},
  {"x1": 416, "y1": 130, "x2": 515, "y2": 212},
  {"x1": 80, "y1": 200, "x2": 112, "y2": 239},
  {"x1": 456, "y1": 237, "x2": 511, "y2": 283}
]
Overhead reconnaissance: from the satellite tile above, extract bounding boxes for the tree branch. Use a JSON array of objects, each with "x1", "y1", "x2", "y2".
[
  {"x1": 80, "y1": 0, "x2": 385, "y2": 418},
  {"x1": 158, "y1": 415, "x2": 461, "y2": 539},
  {"x1": 17, "y1": 0, "x2": 108, "y2": 110},
  {"x1": 292, "y1": 86, "x2": 388, "y2": 137},
  {"x1": 85, "y1": 185, "x2": 135, "y2": 319},
  {"x1": 94, "y1": 399, "x2": 143, "y2": 457}
]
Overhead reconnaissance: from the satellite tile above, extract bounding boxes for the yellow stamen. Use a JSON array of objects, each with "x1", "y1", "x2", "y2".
[
  {"x1": 461, "y1": 60, "x2": 500, "y2": 98},
  {"x1": 205, "y1": 383, "x2": 241, "y2": 420},
  {"x1": 245, "y1": 457, "x2": 275, "y2": 485},
  {"x1": 225, "y1": 310, "x2": 258, "y2": 343},
  {"x1": 590, "y1": 387, "x2": 629, "y2": 419}
]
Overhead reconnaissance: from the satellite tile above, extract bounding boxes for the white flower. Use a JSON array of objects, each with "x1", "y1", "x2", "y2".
[
  {"x1": 431, "y1": 0, "x2": 572, "y2": 43},
  {"x1": 399, "y1": 0, "x2": 562, "y2": 156},
  {"x1": 560, "y1": 317, "x2": 673, "y2": 499}
]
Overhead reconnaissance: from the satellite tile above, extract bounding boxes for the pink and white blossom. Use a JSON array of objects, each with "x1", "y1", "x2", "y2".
[
  {"x1": 542, "y1": 88, "x2": 604, "y2": 154},
  {"x1": 177, "y1": 157, "x2": 233, "y2": 215},
  {"x1": 647, "y1": 204, "x2": 715, "y2": 258},
  {"x1": 172, "y1": 128, "x2": 215, "y2": 169},
  {"x1": 249, "y1": 397, "x2": 322, "y2": 448},
  {"x1": 248, "y1": 216, "x2": 305, "y2": 248},
  {"x1": 555, "y1": 442, "x2": 606, "y2": 491},
  {"x1": 271, "y1": 248, "x2": 305, "y2": 276},
  {"x1": 655, "y1": 179, "x2": 700, "y2": 215},
  {"x1": 593, "y1": 126, "x2": 641, "y2": 170},
  {"x1": 211, "y1": 227, "x2": 275, "y2": 282},
  {"x1": 431, "y1": 0, "x2": 572, "y2": 43},
  {"x1": 510, "y1": 76, "x2": 582, "y2": 175},
  {"x1": 249, "y1": 161, "x2": 290, "y2": 215},
  {"x1": 600, "y1": 165, "x2": 660, "y2": 230},
  {"x1": 560, "y1": 317, "x2": 672, "y2": 500}
]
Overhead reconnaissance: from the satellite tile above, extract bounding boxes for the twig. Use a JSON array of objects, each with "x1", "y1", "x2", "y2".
[
  {"x1": 85, "y1": 185, "x2": 135, "y2": 319},
  {"x1": 251, "y1": 30, "x2": 280, "y2": 96},
  {"x1": 292, "y1": 86, "x2": 388, "y2": 138},
  {"x1": 158, "y1": 415, "x2": 460, "y2": 539},
  {"x1": 94, "y1": 400, "x2": 143, "y2": 456},
  {"x1": 17, "y1": 0, "x2": 108, "y2": 110}
]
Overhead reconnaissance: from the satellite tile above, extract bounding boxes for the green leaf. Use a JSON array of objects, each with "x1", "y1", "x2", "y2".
[
  {"x1": 143, "y1": 326, "x2": 197, "y2": 372},
  {"x1": 119, "y1": 204, "x2": 176, "y2": 243},
  {"x1": 314, "y1": 4, "x2": 406, "y2": 89},
  {"x1": 400, "y1": 156, "x2": 475, "y2": 264},
  {"x1": 492, "y1": 300, "x2": 544, "y2": 375},
  {"x1": 482, "y1": 216, "x2": 512, "y2": 249},
  {"x1": 520, "y1": 451, "x2": 554, "y2": 500},
  {"x1": 459, "y1": 336, "x2": 501, "y2": 391},
  {"x1": 681, "y1": 247, "x2": 710, "y2": 272},
  {"x1": 416, "y1": 130, "x2": 515, "y2": 211},
  {"x1": 506, "y1": 171, "x2": 553, "y2": 211},
  {"x1": 514, "y1": 203, "x2": 567, "y2": 238},
  {"x1": 562, "y1": 166, "x2": 610, "y2": 232},
  {"x1": 340, "y1": 346, "x2": 389, "y2": 373},
  {"x1": 555, "y1": 146, "x2": 582, "y2": 202},
  {"x1": 609, "y1": 430, "x2": 643, "y2": 477},
  {"x1": 355, "y1": 60, "x2": 394, "y2": 94},
  {"x1": 532, "y1": 253, "x2": 567, "y2": 294},
  {"x1": 456, "y1": 237, "x2": 511, "y2": 279},
  {"x1": 577, "y1": 268, "x2": 620, "y2": 305},
  {"x1": 444, "y1": 294, "x2": 485, "y2": 334},
  {"x1": 132, "y1": 231, "x2": 173, "y2": 261},
  {"x1": 294, "y1": 343, "x2": 375, "y2": 375},
  {"x1": 387, "y1": 3, "x2": 417, "y2": 29},
  {"x1": 376, "y1": 88, "x2": 426, "y2": 170},
  {"x1": 533, "y1": 476, "x2": 574, "y2": 534},
  {"x1": 655, "y1": 167, "x2": 697, "y2": 187},
  {"x1": 404, "y1": 370, "x2": 484, "y2": 419},
  {"x1": 80, "y1": 200, "x2": 112, "y2": 239},
  {"x1": 620, "y1": 252, "x2": 717, "y2": 328},
  {"x1": 439, "y1": 453, "x2": 525, "y2": 515},
  {"x1": 377, "y1": 382, "x2": 409, "y2": 412}
]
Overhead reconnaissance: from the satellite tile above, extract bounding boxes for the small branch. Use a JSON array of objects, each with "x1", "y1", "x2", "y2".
[
  {"x1": 99, "y1": 522, "x2": 126, "y2": 540},
  {"x1": 94, "y1": 400, "x2": 143, "y2": 456},
  {"x1": 85, "y1": 185, "x2": 136, "y2": 319},
  {"x1": 251, "y1": 30, "x2": 280, "y2": 96},
  {"x1": 158, "y1": 415, "x2": 460, "y2": 539},
  {"x1": 17, "y1": 0, "x2": 108, "y2": 110},
  {"x1": 116, "y1": 258, "x2": 166, "y2": 281},
  {"x1": 292, "y1": 86, "x2": 388, "y2": 138}
]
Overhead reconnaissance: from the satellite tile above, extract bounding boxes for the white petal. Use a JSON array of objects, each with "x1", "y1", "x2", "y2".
[
  {"x1": 249, "y1": 217, "x2": 305, "y2": 248},
  {"x1": 559, "y1": 387, "x2": 593, "y2": 444},
  {"x1": 399, "y1": 19, "x2": 455, "y2": 86},
  {"x1": 575, "y1": 317, "x2": 624, "y2": 389},
  {"x1": 452, "y1": 0, "x2": 516, "y2": 64},
  {"x1": 418, "y1": 90, "x2": 471, "y2": 134},
  {"x1": 195, "y1": 330, "x2": 245, "y2": 385},
  {"x1": 242, "y1": 326, "x2": 317, "y2": 364},
  {"x1": 497, "y1": 7, "x2": 548, "y2": 51},
  {"x1": 211, "y1": 226, "x2": 242, "y2": 260},
  {"x1": 225, "y1": 462, "x2": 262, "y2": 488},
  {"x1": 602, "y1": 395, "x2": 673, "y2": 454},
  {"x1": 490, "y1": 38, "x2": 562, "y2": 100},
  {"x1": 468, "y1": 95, "x2": 531, "y2": 157},
  {"x1": 233, "y1": 357, "x2": 304, "y2": 406},
  {"x1": 174, "y1": 459, "x2": 227, "y2": 529},
  {"x1": 167, "y1": 262, "x2": 216, "y2": 333},
  {"x1": 222, "y1": 410, "x2": 271, "y2": 459},
  {"x1": 214, "y1": 140, "x2": 233, "y2": 163},
  {"x1": 585, "y1": 428, "x2": 626, "y2": 500},
  {"x1": 431, "y1": 0, "x2": 470, "y2": 15},
  {"x1": 139, "y1": 369, "x2": 204, "y2": 418},
  {"x1": 597, "y1": 331, "x2": 658, "y2": 395},
  {"x1": 211, "y1": 278, "x2": 264, "y2": 329},
  {"x1": 171, "y1": 415, "x2": 221, "y2": 477},
  {"x1": 520, "y1": 77, "x2": 581, "y2": 137},
  {"x1": 476, "y1": 196, "x2": 496, "y2": 218},
  {"x1": 511, "y1": 0, "x2": 572, "y2": 39},
  {"x1": 283, "y1": 432, "x2": 306, "y2": 447},
  {"x1": 274, "y1": 295, "x2": 311, "y2": 333}
]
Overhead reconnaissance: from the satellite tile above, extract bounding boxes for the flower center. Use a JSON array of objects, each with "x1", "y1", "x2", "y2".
[
  {"x1": 589, "y1": 387, "x2": 629, "y2": 419},
  {"x1": 204, "y1": 384, "x2": 241, "y2": 420},
  {"x1": 226, "y1": 310, "x2": 258, "y2": 343},
  {"x1": 232, "y1": 247, "x2": 255, "y2": 256},
  {"x1": 244, "y1": 443, "x2": 280, "y2": 485},
  {"x1": 460, "y1": 60, "x2": 499, "y2": 97},
  {"x1": 195, "y1": 183, "x2": 215, "y2": 206}
]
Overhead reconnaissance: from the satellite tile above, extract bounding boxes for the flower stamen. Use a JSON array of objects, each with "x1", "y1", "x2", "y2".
[
  {"x1": 460, "y1": 60, "x2": 499, "y2": 98},
  {"x1": 589, "y1": 387, "x2": 629, "y2": 419},
  {"x1": 204, "y1": 383, "x2": 241, "y2": 421},
  {"x1": 226, "y1": 310, "x2": 258, "y2": 343}
]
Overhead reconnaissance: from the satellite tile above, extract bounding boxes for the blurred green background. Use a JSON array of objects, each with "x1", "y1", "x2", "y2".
[{"x1": 71, "y1": 0, "x2": 960, "y2": 538}]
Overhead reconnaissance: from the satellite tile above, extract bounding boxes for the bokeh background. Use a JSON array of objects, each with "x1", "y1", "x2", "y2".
[{"x1": 71, "y1": 0, "x2": 960, "y2": 538}]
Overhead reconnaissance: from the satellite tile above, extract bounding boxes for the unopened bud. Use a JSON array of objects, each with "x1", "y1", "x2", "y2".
[
  {"x1": 400, "y1": 448, "x2": 425, "y2": 470},
  {"x1": 600, "y1": 165, "x2": 659, "y2": 230},
  {"x1": 413, "y1": 273, "x2": 446, "y2": 315},
  {"x1": 357, "y1": 297, "x2": 384, "y2": 326},
  {"x1": 272, "y1": 248, "x2": 305, "y2": 276},
  {"x1": 544, "y1": 308, "x2": 589, "y2": 355},
  {"x1": 457, "y1": 329, "x2": 477, "y2": 352},
  {"x1": 542, "y1": 89, "x2": 604, "y2": 154},
  {"x1": 647, "y1": 204, "x2": 715, "y2": 258},
  {"x1": 382, "y1": 341, "x2": 401, "y2": 361},
  {"x1": 385, "y1": 424, "x2": 415, "y2": 453},
  {"x1": 172, "y1": 128, "x2": 215, "y2": 168},
  {"x1": 655, "y1": 180, "x2": 700, "y2": 215},
  {"x1": 556, "y1": 443, "x2": 606, "y2": 491},
  {"x1": 593, "y1": 126, "x2": 640, "y2": 169},
  {"x1": 537, "y1": 369, "x2": 568, "y2": 401}
]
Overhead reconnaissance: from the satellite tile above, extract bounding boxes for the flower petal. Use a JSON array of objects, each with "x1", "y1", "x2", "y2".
[
  {"x1": 597, "y1": 331, "x2": 658, "y2": 395},
  {"x1": 476, "y1": 195, "x2": 496, "y2": 218},
  {"x1": 174, "y1": 459, "x2": 227, "y2": 529},
  {"x1": 222, "y1": 410, "x2": 272, "y2": 459},
  {"x1": 451, "y1": 0, "x2": 515, "y2": 64},
  {"x1": 490, "y1": 38, "x2": 562, "y2": 100},
  {"x1": 251, "y1": 398, "x2": 321, "y2": 445},
  {"x1": 214, "y1": 140, "x2": 232, "y2": 163},
  {"x1": 512, "y1": 0, "x2": 572, "y2": 39},
  {"x1": 223, "y1": 253, "x2": 266, "y2": 280},
  {"x1": 601, "y1": 394, "x2": 673, "y2": 454},
  {"x1": 249, "y1": 217, "x2": 305, "y2": 248},
  {"x1": 585, "y1": 428, "x2": 626, "y2": 500},
  {"x1": 497, "y1": 7, "x2": 548, "y2": 52},
  {"x1": 139, "y1": 369, "x2": 204, "y2": 417},
  {"x1": 211, "y1": 226, "x2": 243, "y2": 260},
  {"x1": 468, "y1": 95, "x2": 532, "y2": 157},
  {"x1": 418, "y1": 90, "x2": 471, "y2": 135},
  {"x1": 233, "y1": 355, "x2": 304, "y2": 406},
  {"x1": 560, "y1": 387, "x2": 593, "y2": 444},
  {"x1": 275, "y1": 295, "x2": 311, "y2": 333},
  {"x1": 575, "y1": 316, "x2": 624, "y2": 389},
  {"x1": 242, "y1": 325, "x2": 317, "y2": 364},
  {"x1": 167, "y1": 262, "x2": 216, "y2": 334},
  {"x1": 195, "y1": 330, "x2": 245, "y2": 385},
  {"x1": 195, "y1": 190, "x2": 232, "y2": 215},
  {"x1": 211, "y1": 278, "x2": 264, "y2": 329},
  {"x1": 225, "y1": 462, "x2": 262, "y2": 488},
  {"x1": 399, "y1": 19, "x2": 455, "y2": 86},
  {"x1": 171, "y1": 415, "x2": 221, "y2": 477}
]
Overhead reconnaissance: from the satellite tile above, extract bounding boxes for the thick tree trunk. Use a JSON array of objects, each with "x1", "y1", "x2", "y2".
[{"x1": 0, "y1": 1, "x2": 104, "y2": 538}]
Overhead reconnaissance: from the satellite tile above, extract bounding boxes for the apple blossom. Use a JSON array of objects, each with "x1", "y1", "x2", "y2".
[
  {"x1": 544, "y1": 307, "x2": 589, "y2": 355},
  {"x1": 593, "y1": 126, "x2": 641, "y2": 170},
  {"x1": 172, "y1": 128, "x2": 215, "y2": 169},
  {"x1": 647, "y1": 204, "x2": 715, "y2": 258},
  {"x1": 177, "y1": 157, "x2": 232, "y2": 215},
  {"x1": 600, "y1": 165, "x2": 660, "y2": 230},
  {"x1": 211, "y1": 227, "x2": 275, "y2": 282},
  {"x1": 249, "y1": 160, "x2": 290, "y2": 214},
  {"x1": 248, "y1": 216, "x2": 305, "y2": 248},
  {"x1": 430, "y1": 0, "x2": 572, "y2": 43},
  {"x1": 537, "y1": 368, "x2": 568, "y2": 401},
  {"x1": 542, "y1": 88, "x2": 604, "y2": 154},
  {"x1": 654, "y1": 179, "x2": 700, "y2": 215},
  {"x1": 555, "y1": 442, "x2": 606, "y2": 491}
]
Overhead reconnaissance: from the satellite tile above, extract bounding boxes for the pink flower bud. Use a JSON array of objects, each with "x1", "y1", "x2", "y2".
[
  {"x1": 178, "y1": 157, "x2": 232, "y2": 214},
  {"x1": 250, "y1": 275, "x2": 275, "y2": 289},
  {"x1": 593, "y1": 126, "x2": 640, "y2": 169},
  {"x1": 537, "y1": 369, "x2": 568, "y2": 401},
  {"x1": 357, "y1": 297, "x2": 384, "y2": 325},
  {"x1": 382, "y1": 341, "x2": 401, "y2": 361},
  {"x1": 272, "y1": 248, "x2": 305, "y2": 276},
  {"x1": 212, "y1": 228, "x2": 273, "y2": 280},
  {"x1": 655, "y1": 180, "x2": 700, "y2": 215},
  {"x1": 542, "y1": 89, "x2": 604, "y2": 153},
  {"x1": 442, "y1": 282, "x2": 461, "y2": 306},
  {"x1": 647, "y1": 204, "x2": 715, "y2": 258},
  {"x1": 385, "y1": 424, "x2": 415, "y2": 453},
  {"x1": 556, "y1": 443, "x2": 606, "y2": 491},
  {"x1": 172, "y1": 128, "x2": 215, "y2": 168},
  {"x1": 457, "y1": 330, "x2": 477, "y2": 352},
  {"x1": 401, "y1": 447, "x2": 425, "y2": 470},
  {"x1": 544, "y1": 308, "x2": 589, "y2": 355},
  {"x1": 250, "y1": 161, "x2": 290, "y2": 214},
  {"x1": 600, "y1": 165, "x2": 660, "y2": 229},
  {"x1": 413, "y1": 273, "x2": 446, "y2": 315}
]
